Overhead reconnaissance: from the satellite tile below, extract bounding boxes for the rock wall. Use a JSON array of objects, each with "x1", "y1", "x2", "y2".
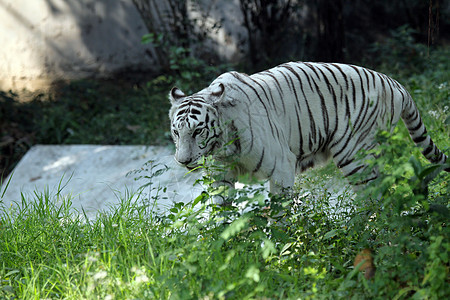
[
  {"x1": 0, "y1": 0, "x2": 245, "y2": 92},
  {"x1": 0, "y1": 0, "x2": 156, "y2": 91}
]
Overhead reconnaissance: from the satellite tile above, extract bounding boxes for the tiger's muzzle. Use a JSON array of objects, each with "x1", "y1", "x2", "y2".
[{"x1": 174, "y1": 157, "x2": 201, "y2": 171}]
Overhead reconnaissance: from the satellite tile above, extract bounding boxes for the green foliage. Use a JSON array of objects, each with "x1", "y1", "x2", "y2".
[
  {"x1": 0, "y1": 91, "x2": 40, "y2": 179},
  {"x1": 369, "y1": 26, "x2": 450, "y2": 83},
  {"x1": 2, "y1": 125, "x2": 447, "y2": 298},
  {"x1": 137, "y1": 0, "x2": 229, "y2": 93},
  {"x1": 346, "y1": 127, "x2": 450, "y2": 299},
  {"x1": 370, "y1": 25, "x2": 429, "y2": 73},
  {"x1": 1, "y1": 28, "x2": 449, "y2": 299},
  {"x1": 142, "y1": 32, "x2": 230, "y2": 94},
  {"x1": 0, "y1": 79, "x2": 173, "y2": 181},
  {"x1": 35, "y1": 80, "x2": 172, "y2": 145}
]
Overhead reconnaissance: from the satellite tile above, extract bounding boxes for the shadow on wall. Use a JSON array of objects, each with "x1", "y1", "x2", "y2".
[{"x1": 0, "y1": 0, "x2": 156, "y2": 91}]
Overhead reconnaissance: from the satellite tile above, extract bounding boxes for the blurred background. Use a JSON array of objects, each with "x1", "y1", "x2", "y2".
[{"x1": 1, "y1": 0, "x2": 449, "y2": 181}]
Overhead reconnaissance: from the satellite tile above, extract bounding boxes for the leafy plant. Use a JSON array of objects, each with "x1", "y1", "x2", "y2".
[
  {"x1": 346, "y1": 126, "x2": 450, "y2": 299},
  {"x1": 142, "y1": 33, "x2": 230, "y2": 94},
  {"x1": 370, "y1": 25, "x2": 429, "y2": 74},
  {"x1": 133, "y1": 0, "x2": 224, "y2": 78}
]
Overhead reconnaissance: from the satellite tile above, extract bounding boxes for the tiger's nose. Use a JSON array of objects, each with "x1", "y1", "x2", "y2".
[{"x1": 175, "y1": 157, "x2": 192, "y2": 166}]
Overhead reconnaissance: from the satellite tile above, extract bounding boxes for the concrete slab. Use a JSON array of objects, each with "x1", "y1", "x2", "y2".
[{"x1": 0, "y1": 145, "x2": 202, "y2": 219}]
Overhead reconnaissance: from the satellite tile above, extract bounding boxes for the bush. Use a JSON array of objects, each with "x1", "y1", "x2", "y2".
[{"x1": 345, "y1": 127, "x2": 449, "y2": 298}]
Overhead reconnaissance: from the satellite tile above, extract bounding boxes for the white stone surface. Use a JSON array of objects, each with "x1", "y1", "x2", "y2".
[
  {"x1": 0, "y1": 145, "x2": 353, "y2": 221},
  {"x1": 0, "y1": 145, "x2": 203, "y2": 219}
]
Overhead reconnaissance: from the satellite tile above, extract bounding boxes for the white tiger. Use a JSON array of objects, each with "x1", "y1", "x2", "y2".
[{"x1": 169, "y1": 62, "x2": 448, "y2": 195}]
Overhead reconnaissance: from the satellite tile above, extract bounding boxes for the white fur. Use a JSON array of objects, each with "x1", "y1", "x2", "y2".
[{"x1": 169, "y1": 62, "x2": 448, "y2": 197}]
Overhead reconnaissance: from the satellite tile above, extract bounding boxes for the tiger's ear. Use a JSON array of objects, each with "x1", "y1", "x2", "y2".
[
  {"x1": 211, "y1": 83, "x2": 225, "y2": 98},
  {"x1": 169, "y1": 87, "x2": 186, "y2": 104},
  {"x1": 210, "y1": 83, "x2": 232, "y2": 106}
]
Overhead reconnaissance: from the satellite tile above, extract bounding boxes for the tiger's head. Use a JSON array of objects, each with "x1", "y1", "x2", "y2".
[{"x1": 168, "y1": 83, "x2": 226, "y2": 169}]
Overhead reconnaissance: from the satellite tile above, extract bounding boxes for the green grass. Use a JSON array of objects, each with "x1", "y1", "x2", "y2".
[
  {"x1": 1, "y1": 147, "x2": 448, "y2": 299},
  {"x1": 0, "y1": 47, "x2": 449, "y2": 298},
  {"x1": 0, "y1": 174, "x2": 356, "y2": 299}
]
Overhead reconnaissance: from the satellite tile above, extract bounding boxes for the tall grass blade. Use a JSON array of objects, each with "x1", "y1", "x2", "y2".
[{"x1": 0, "y1": 171, "x2": 13, "y2": 199}]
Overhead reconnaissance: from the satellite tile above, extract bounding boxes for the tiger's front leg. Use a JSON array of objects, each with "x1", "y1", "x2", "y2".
[
  {"x1": 268, "y1": 151, "x2": 297, "y2": 195},
  {"x1": 209, "y1": 168, "x2": 238, "y2": 206}
]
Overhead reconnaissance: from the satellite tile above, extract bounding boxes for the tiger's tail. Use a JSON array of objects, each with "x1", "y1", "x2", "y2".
[{"x1": 401, "y1": 93, "x2": 449, "y2": 171}]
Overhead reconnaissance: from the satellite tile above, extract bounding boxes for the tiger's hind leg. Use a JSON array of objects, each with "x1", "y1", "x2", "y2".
[{"x1": 331, "y1": 143, "x2": 380, "y2": 190}]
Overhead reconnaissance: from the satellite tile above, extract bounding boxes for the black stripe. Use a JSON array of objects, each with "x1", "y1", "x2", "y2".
[
  {"x1": 323, "y1": 64, "x2": 339, "y2": 84},
  {"x1": 361, "y1": 68, "x2": 371, "y2": 92},
  {"x1": 303, "y1": 63, "x2": 322, "y2": 81},
  {"x1": 202, "y1": 130, "x2": 220, "y2": 150},
  {"x1": 229, "y1": 84, "x2": 255, "y2": 153},
  {"x1": 408, "y1": 119, "x2": 423, "y2": 132},
  {"x1": 279, "y1": 68, "x2": 304, "y2": 157},
  {"x1": 406, "y1": 112, "x2": 418, "y2": 123},
  {"x1": 263, "y1": 70, "x2": 286, "y2": 115},
  {"x1": 350, "y1": 66, "x2": 366, "y2": 107},
  {"x1": 293, "y1": 101, "x2": 303, "y2": 157},
  {"x1": 177, "y1": 109, "x2": 187, "y2": 116},
  {"x1": 190, "y1": 108, "x2": 201, "y2": 115},
  {"x1": 354, "y1": 94, "x2": 379, "y2": 134},
  {"x1": 353, "y1": 176, "x2": 378, "y2": 185},
  {"x1": 422, "y1": 145, "x2": 434, "y2": 157},
  {"x1": 352, "y1": 87, "x2": 367, "y2": 132},
  {"x1": 268, "y1": 160, "x2": 277, "y2": 178},
  {"x1": 413, "y1": 135, "x2": 427, "y2": 143},
  {"x1": 189, "y1": 102, "x2": 204, "y2": 108},
  {"x1": 293, "y1": 66, "x2": 318, "y2": 141},
  {"x1": 355, "y1": 115, "x2": 378, "y2": 145},
  {"x1": 330, "y1": 63, "x2": 349, "y2": 90},
  {"x1": 249, "y1": 76, "x2": 276, "y2": 109},
  {"x1": 263, "y1": 70, "x2": 284, "y2": 96},
  {"x1": 329, "y1": 93, "x2": 352, "y2": 151},
  {"x1": 282, "y1": 66, "x2": 317, "y2": 147},
  {"x1": 345, "y1": 165, "x2": 364, "y2": 177},
  {"x1": 318, "y1": 66, "x2": 339, "y2": 143},
  {"x1": 312, "y1": 80, "x2": 330, "y2": 134},
  {"x1": 297, "y1": 65, "x2": 316, "y2": 95},
  {"x1": 338, "y1": 158, "x2": 354, "y2": 169},
  {"x1": 253, "y1": 148, "x2": 265, "y2": 173},
  {"x1": 367, "y1": 69, "x2": 377, "y2": 89},
  {"x1": 386, "y1": 78, "x2": 396, "y2": 124},
  {"x1": 231, "y1": 72, "x2": 276, "y2": 136},
  {"x1": 350, "y1": 77, "x2": 357, "y2": 109}
]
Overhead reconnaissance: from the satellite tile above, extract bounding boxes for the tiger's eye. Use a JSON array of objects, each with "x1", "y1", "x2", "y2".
[
  {"x1": 173, "y1": 130, "x2": 179, "y2": 137},
  {"x1": 193, "y1": 128, "x2": 203, "y2": 137}
]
